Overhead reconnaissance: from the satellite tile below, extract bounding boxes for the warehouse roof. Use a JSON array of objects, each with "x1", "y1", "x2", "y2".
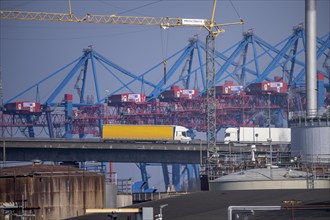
[{"x1": 0, "y1": 165, "x2": 99, "y2": 177}]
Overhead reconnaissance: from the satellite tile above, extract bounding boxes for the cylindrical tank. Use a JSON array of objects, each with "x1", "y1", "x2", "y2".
[
  {"x1": 0, "y1": 165, "x2": 105, "y2": 220},
  {"x1": 291, "y1": 126, "x2": 330, "y2": 163},
  {"x1": 209, "y1": 168, "x2": 330, "y2": 191}
]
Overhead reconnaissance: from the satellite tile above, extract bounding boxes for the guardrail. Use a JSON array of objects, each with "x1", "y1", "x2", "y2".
[{"x1": 289, "y1": 109, "x2": 330, "y2": 126}]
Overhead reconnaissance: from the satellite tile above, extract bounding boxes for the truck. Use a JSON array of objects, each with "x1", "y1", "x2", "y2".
[
  {"x1": 224, "y1": 127, "x2": 291, "y2": 144},
  {"x1": 102, "y1": 124, "x2": 191, "y2": 143}
]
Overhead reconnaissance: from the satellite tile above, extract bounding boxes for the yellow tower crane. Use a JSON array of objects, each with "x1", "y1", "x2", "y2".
[{"x1": 0, "y1": 0, "x2": 243, "y2": 180}]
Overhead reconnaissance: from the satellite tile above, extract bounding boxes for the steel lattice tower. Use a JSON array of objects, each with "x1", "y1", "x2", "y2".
[{"x1": 206, "y1": 33, "x2": 218, "y2": 179}]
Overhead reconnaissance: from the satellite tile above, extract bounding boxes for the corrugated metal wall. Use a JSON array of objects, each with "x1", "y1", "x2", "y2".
[{"x1": 0, "y1": 165, "x2": 105, "y2": 220}]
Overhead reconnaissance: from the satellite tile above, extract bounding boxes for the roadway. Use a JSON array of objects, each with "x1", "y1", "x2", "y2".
[{"x1": 0, "y1": 138, "x2": 283, "y2": 163}]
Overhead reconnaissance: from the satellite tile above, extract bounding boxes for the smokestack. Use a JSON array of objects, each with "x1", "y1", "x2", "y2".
[{"x1": 305, "y1": 0, "x2": 317, "y2": 117}]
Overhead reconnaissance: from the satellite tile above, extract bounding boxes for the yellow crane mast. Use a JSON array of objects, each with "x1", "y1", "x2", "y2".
[{"x1": 0, "y1": 0, "x2": 243, "y2": 180}]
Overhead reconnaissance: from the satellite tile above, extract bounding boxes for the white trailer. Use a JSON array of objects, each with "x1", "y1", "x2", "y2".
[{"x1": 224, "y1": 127, "x2": 291, "y2": 144}]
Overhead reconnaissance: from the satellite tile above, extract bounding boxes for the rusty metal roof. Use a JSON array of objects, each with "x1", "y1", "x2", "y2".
[{"x1": 0, "y1": 165, "x2": 100, "y2": 177}]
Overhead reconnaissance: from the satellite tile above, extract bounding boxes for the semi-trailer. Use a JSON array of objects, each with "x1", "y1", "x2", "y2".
[
  {"x1": 102, "y1": 124, "x2": 191, "y2": 143},
  {"x1": 224, "y1": 127, "x2": 291, "y2": 144}
]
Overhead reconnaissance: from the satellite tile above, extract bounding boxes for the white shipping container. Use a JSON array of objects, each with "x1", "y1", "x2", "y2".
[{"x1": 224, "y1": 127, "x2": 291, "y2": 144}]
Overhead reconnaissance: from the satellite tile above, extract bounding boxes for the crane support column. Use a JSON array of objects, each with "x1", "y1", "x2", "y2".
[
  {"x1": 45, "y1": 108, "x2": 55, "y2": 139},
  {"x1": 26, "y1": 116, "x2": 35, "y2": 138},
  {"x1": 64, "y1": 94, "x2": 73, "y2": 138}
]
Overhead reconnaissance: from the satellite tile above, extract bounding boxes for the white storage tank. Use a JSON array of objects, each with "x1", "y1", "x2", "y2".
[
  {"x1": 209, "y1": 168, "x2": 330, "y2": 191},
  {"x1": 291, "y1": 126, "x2": 330, "y2": 163}
]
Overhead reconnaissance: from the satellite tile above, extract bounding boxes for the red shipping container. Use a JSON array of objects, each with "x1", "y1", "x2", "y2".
[
  {"x1": 108, "y1": 93, "x2": 146, "y2": 104},
  {"x1": 4, "y1": 102, "x2": 41, "y2": 113},
  {"x1": 159, "y1": 86, "x2": 198, "y2": 100},
  {"x1": 216, "y1": 84, "x2": 243, "y2": 95},
  {"x1": 245, "y1": 81, "x2": 288, "y2": 94}
]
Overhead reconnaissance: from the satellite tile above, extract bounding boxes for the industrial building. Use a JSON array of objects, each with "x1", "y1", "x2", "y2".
[{"x1": 0, "y1": 164, "x2": 105, "y2": 219}]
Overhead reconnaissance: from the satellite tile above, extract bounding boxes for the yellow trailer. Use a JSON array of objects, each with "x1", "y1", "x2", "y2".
[{"x1": 102, "y1": 124, "x2": 191, "y2": 143}]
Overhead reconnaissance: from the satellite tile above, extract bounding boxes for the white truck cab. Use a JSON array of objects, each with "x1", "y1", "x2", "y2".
[
  {"x1": 224, "y1": 127, "x2": 239, "y2": 144},
  {"x1": 174, "y1": 126, "x2": 192, "y2": 143}
]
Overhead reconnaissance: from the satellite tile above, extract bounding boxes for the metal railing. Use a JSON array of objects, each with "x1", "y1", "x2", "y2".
[{"x1": 289, "y1": 108, "x2": 330, "y2": 126}]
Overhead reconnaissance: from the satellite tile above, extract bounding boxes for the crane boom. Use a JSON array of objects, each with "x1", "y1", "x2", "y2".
[{"x1": 0, "y1": 10, "x2": 242, "y2": 34}]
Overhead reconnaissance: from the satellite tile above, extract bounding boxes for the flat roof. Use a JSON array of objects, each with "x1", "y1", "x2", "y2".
[{"x1": 65, "y1": 189, "x2": 330, "y2": 220}]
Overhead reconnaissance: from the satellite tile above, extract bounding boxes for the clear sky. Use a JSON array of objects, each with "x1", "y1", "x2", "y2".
[
  {"x1": 1, "y1": 0, "x2": 329, "y2": 103},
  {"x1": 1, "y1": 0, "x2": 329, "y2": 190}
]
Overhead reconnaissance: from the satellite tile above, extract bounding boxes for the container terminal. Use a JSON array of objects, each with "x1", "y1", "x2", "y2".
[{"x1": 0, "y1": 0, "x2": 330, "y2": 219}]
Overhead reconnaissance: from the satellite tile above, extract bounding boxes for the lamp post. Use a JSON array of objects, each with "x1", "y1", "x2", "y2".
[
  {"x1": 287, "y1": 92, "x2": 290, "y2": 125},
  {"x1": 105, "y1": 90, "x2": 110, "y2": 124},
  {"x1": 267, "y1": 92, "x2": 273, "y2": 179},
  {"x1": 155, "y1": 204, "x2": 168, "y2": 220},
  {"x1": 105, "y1": 90, "x2": 113, "y2": 182},
  {"x1": 0, "y1": 65, "x2": 5, "y2": 167}
]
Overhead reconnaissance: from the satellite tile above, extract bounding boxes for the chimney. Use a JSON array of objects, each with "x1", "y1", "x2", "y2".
[{"x1": 305, "y1": 0, "x2": 317, "y2": 117}]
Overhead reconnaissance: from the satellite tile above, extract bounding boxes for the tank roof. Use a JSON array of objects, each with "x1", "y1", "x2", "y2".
[{"x1": 212, "y1": 168, "x2": 308, "y2": 182}]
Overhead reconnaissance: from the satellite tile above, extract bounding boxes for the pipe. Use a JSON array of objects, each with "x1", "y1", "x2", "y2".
[
  {"x1": 228, "y1": 206, "x2": 281, "y2": 220},
  {"x1": 305, "y1": 0, "x2": 317, "y2": 117}
]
